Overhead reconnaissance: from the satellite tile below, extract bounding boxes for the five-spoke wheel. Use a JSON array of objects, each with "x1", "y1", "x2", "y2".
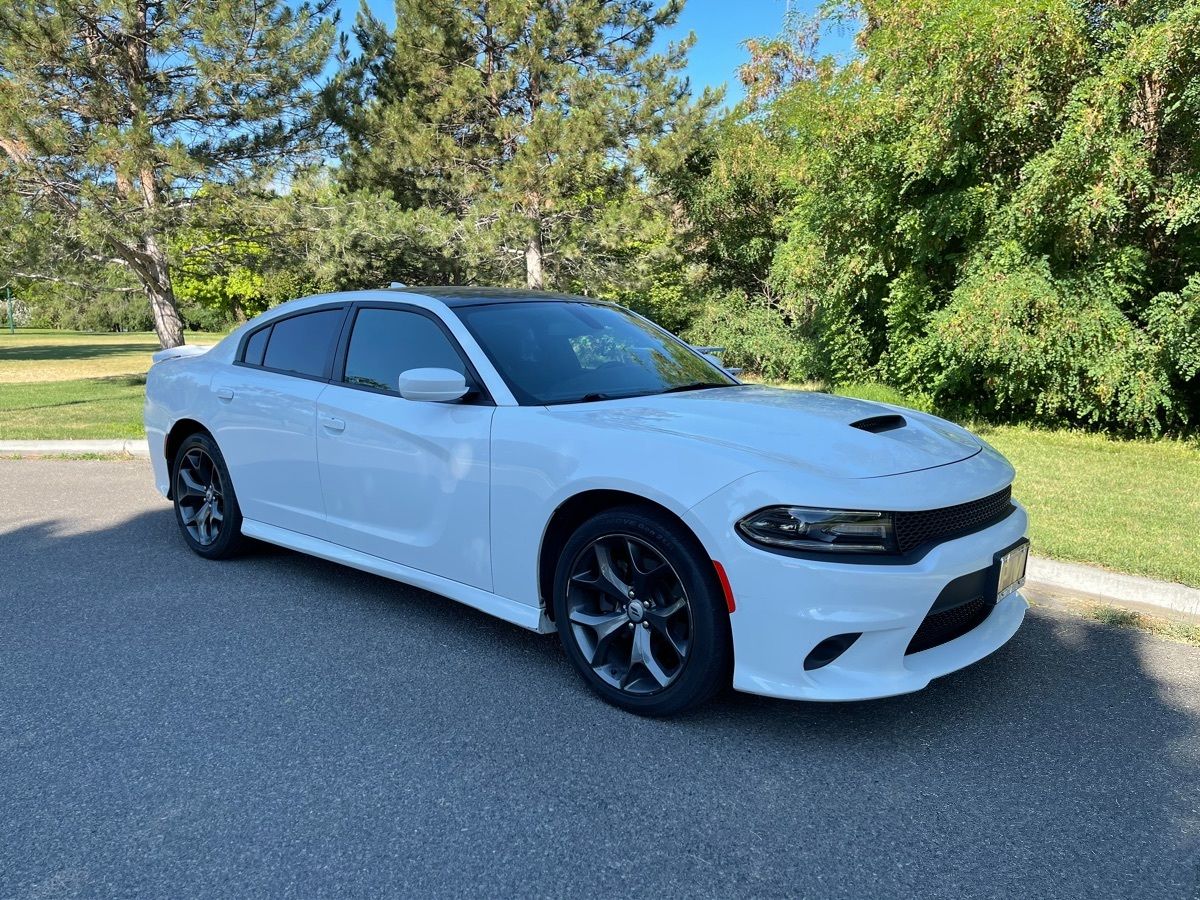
[
  {"x1": 566, "y1": 534, "x2": 692, "y2": 695},
  {"x1": 554, "y1": 506, "x2": 732, "y2": 716},
  {"x1": 172, "y1": 432, "x2": 244, "y2": 559},
  {"x1": 176, "y1": 446, "x2": 225, "y2": 546}
]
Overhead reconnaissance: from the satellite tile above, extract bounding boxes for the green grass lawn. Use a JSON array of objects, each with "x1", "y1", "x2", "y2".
[
  {"x1": 0, "y1": 328, "x2": 224, "y2": 440},
  {"x1": 3, "y1": 330, "x2": 1198, "y2": 585},
  {"x1": 0, "y1": 328, "x2": 224, "y2": 382},
  {"x1": 0, "y1": 374, "x2": 148, "y2": 439},
  {"x1": 979, "y1": 426, "x2": 1200, "y2": 588}
]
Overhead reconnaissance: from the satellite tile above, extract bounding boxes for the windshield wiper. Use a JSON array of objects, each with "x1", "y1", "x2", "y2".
[
  {"x1": 569, "y1": 391, "x2": 647, "y2": 403},
  {"x1": 567, "y1": 382, "x2": 731, "y2": 404},
  {"x1": 657, "y1": 381, "x2": 733, "y2": 395}
]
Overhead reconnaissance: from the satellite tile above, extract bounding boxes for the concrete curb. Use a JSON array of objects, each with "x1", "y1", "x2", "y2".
[
  {"x1": 0, "y1": 439, "x2": 150, "y2": 457},
  {"x1": 1027, "y1": 556, "x2": 1200, "y2": 621},
  {"x1": 1, "y1": 440, "x2": 1196, "y2": 620}
]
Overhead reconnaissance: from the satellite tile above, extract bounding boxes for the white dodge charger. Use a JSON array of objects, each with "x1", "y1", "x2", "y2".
[{"x1": 145, "y1": 287, "x2": 1029, "y2": 715}]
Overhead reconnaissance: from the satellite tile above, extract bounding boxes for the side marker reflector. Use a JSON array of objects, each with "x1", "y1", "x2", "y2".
[{"x1": 712, "y1": 560, "x2": 736, "y2": 613}]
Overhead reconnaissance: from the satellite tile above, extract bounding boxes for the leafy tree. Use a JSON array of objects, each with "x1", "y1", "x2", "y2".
[
  {"x1": 168, "y1": 171, "x2": 462, "y2": 330},
  {"x1": 329, "y1": 0, "x2": 718, "y2": 290},
  {"x1": 665, "y1": 55, "x2": 818, "y2": 378},
  {"x1": 171, "y1": 229, "x2": 281, "y2": 329},
  {"x1": 257, "y1": 173, "x2": 460, "y2": 292},
  {"x1": 693, "y1": 0, "x2": 1200, "y2": 432},
  {"x1": 0, "y1": 0, "x2": 336, "y2": 347}
]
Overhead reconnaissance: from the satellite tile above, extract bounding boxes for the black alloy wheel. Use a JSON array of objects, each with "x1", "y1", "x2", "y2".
[
  {"x1": 172, "y1": 432, "x2": 244, "y2": 559},
  {"x1": 553, "y1": 506, "x2": 732, "y2": 716},
  {"x1": 565, "y1": 533, "x2": 692, "y2": 695}
]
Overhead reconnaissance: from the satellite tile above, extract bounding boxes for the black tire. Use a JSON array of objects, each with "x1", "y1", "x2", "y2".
[
  {"x1": 552, "y1": 505, "x2": 732, "y2": 716},
  {"x1": 171, "y1": 431, "x2": 245, "y2": 560}
]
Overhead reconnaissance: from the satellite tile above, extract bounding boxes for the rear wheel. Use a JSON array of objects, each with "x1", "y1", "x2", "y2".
[
  {"x1": 552, "y1": 507, "x2": 732, "y2": 716},
  {"x1": 172, "y1": 432, "x2": 244, "y2": 559}
]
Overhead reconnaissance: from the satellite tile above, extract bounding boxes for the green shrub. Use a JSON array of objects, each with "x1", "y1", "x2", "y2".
[
  {"x1": 176, "y1": 296, "x2": 239, "y2": 333},
  {"x1": 911, "y1": 259, "x2": 1175, "y2": 433},
  {"x1": 606, "y1": 262, "x2": 700, "y2": 336},
  {"x1": 21, "y1": 283, "x2": 153, "y2": 332},
  {"x1": 685, "y1": 290, "x2": 822, "y2": 382},
  {"x1": 1147, "y1": 276, "x2": 1200, "y2": 382},
  {"x1": 680, "y1": 0, "x2": 1200, "y2": 435}
]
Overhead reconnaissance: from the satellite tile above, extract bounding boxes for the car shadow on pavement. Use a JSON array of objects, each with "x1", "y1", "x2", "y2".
[{"x1": 2, "y1": 505, "x2": 1198, "y2": 899}]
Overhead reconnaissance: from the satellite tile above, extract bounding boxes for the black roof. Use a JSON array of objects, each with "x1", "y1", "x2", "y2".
[{"x1": 387, "y1": 286, "x2": 610, "y2": 307}]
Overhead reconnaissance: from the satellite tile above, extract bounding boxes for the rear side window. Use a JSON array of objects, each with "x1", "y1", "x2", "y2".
[
  {"x1": 243, "y1": 326, "x2": 270, "y2": 367},
  {"x1": 259, "y1": 309, "x2": 345, "y2": 378},
  {"x1": 343, "y1": 308, "x2": 468, "y2": 393}
]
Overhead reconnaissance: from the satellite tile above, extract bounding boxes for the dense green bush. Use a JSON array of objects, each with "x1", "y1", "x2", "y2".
[
  {"x1": 910, "y1": 258, "x2": 1175, "y2": 431},
  {"x1": 685, "y1": 290, "x2": 821, "y2": 382},
  {"x1": 1148, "y1": 275, "x2": 1200, "y2": 391},
  {"x1": 21, "y1": 283, "x2": 154, "y2": 332}
]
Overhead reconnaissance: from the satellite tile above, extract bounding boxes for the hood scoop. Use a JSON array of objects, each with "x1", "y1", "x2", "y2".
[{"x1": 849, "y1": 413, "x2": 907, "y2": 434}]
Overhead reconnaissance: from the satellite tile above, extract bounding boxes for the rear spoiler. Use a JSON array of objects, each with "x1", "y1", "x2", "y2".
[{"x1": 151, "y1": 344, "x2": 211, "y2": 364}]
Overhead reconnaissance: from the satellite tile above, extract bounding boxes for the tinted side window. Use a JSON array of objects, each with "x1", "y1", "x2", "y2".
[
  {"x1": 343, "y1": 308, "x2": 467, "y2": 393},
  {"x1": 243, "y1": 325, "x2": 270, "y2": 366},
  {"x1": 262, "y1": 309, "x2": 344, "y2": 378}
]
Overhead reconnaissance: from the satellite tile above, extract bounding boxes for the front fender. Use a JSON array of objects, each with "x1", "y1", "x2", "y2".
[{"x1": 488, "y1": 407, "x2": 757, "y2": 608}]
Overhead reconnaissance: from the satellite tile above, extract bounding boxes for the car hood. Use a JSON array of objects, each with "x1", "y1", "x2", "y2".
[{"x1": 545, "y1": 385, "x2": 981, "y2": 479}]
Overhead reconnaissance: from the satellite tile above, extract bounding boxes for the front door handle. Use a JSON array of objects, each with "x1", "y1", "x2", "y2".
[
  {"x1": 215, "y1": 387, "x2": 234, "y2": 401},
  {"x1": 321, "y1": 416, "x2": 346, "y2": 433}
]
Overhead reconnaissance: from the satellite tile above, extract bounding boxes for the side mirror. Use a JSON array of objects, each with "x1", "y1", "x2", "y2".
[{"x1": 397, "y1": 367, "x2": 469, "y2": 402}]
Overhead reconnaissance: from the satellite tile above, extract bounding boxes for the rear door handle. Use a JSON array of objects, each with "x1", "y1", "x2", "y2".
[
  {"x1": 321, "y1": 416, "x2": 346, "y2": 433},
  {"x1": 215, "y1": 387, "x2": 234, "y2": 401}
]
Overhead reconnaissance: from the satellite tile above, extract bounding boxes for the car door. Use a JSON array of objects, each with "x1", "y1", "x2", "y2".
[
  {"x1": 210, "y1": 305, "x2": 348, "y2": 537},
  {"x1": 315, "y1": 304, "x2": 495, "y2": 590}
]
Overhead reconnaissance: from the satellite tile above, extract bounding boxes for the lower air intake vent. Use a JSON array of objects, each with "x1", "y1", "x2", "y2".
[{"x1": 906, "y1": 596, "x2": 992, "y2": 654}]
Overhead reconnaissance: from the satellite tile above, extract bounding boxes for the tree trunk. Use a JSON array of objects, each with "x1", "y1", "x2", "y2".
[
  {"x1": 147, "y1": 280, "x2": 185, "y2": 349},
  {"x1": 143, "y1": 233, "x2": 185, "y2": 348},
  {"x1": 525, "y1": 228, "x2": 545, "y2": 290}
]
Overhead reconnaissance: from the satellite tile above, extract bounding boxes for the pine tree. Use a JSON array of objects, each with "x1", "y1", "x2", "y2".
[
  {"x1": 330, "y1": 0, "x2": 717, "y2": 290},
  {"x1": 0, "y1": 0, "x2": 335, "y2": 347}
]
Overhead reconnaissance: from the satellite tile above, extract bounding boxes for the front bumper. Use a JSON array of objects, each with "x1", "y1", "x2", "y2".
[{"x1": 686, "y1": 479, "x2": 1030, "y2": 702}]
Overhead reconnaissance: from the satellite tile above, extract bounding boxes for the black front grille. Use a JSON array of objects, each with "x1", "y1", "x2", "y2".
[
  {"x1": 893, "y1": 486, "x2": 1014, "y2": 554},
  {"x1": 906, "y1": 596, "x2": 992, "y2": 654}
]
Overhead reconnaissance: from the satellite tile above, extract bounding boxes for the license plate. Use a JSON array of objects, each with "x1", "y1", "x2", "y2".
[{"x1": 996, "y1": 540, "x2": 1029, "y2": 601}]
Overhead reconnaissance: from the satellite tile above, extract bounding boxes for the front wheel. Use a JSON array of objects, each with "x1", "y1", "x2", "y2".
[
  {"x1": 172, "y1": 432, "x2": 245, "y2": 559},
  {"x1": 552, "y1": 506, "x2": 732, "y2": 716}
]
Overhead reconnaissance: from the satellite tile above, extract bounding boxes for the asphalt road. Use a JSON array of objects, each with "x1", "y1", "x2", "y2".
[{"x1": 1, "y1": 459, "x2": 1198, "y2": 899}]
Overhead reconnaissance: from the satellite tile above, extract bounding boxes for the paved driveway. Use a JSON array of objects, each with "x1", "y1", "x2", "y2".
[{"x1": 1, "y1": 459, "x2": 1197, "y2": 899}]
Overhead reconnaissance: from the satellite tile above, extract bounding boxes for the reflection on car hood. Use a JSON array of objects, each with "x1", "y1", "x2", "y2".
[{"x1": 545, "y1": 385, "x2": 981, "y2": 479}]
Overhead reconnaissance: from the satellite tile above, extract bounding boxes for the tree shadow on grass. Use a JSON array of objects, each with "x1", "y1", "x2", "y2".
[
  {"x1": 0, "y1": 503, "x2": 1197, "y2": 898},
  {"x1": 0, "y1": 342, "x2": 156, "y2": 362},
  {"x1": 0, "y1": 374, "x2": 146, "y2": 409}
]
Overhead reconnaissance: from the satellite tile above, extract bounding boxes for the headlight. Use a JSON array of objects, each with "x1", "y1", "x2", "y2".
[{"x1": 736, "y1": 506, "x2": 897, "y2": 554}]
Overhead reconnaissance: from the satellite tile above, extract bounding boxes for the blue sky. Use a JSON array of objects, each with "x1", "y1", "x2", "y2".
[{"x1": 331, "y1": 0, "x2": 859, "y2": 106}]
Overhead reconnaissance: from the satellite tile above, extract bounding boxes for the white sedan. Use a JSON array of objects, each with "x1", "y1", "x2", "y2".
[{"x1": 145, "y1": 287, "x2": 1029, "y2": 715}]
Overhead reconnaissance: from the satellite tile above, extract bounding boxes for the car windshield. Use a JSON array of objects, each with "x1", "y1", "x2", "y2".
[{"x1": 453, "y1": 300, "x2": 737, "y2": 405}]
